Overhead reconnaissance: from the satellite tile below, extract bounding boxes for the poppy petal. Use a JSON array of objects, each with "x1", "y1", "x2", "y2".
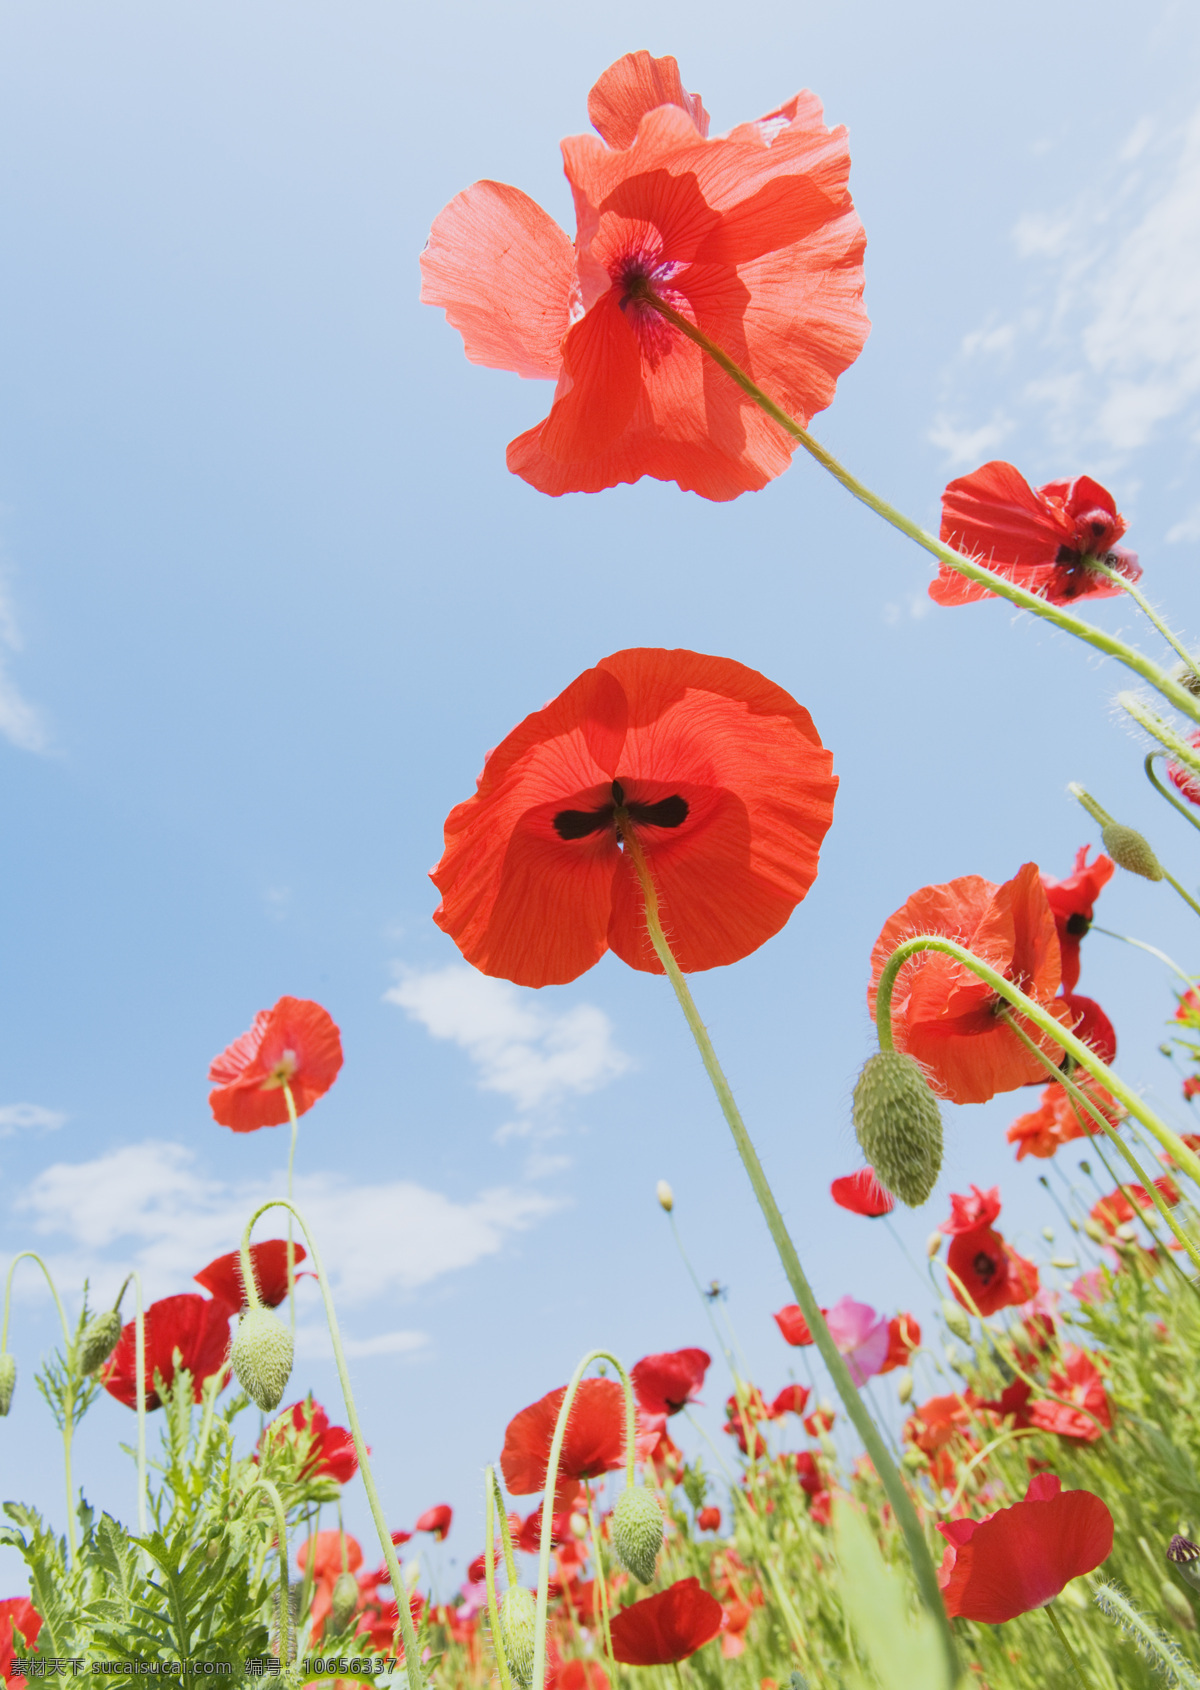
[
  {"x1": 609, "y1": 1578, "x2": 724, "y2": 1665},
  {"x1": 587, "y1": 52, "x2": 710, "y2": 151}
]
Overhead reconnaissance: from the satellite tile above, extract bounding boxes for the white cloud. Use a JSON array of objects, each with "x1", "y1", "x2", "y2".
[
  {"x1": 1167, "y1": 507, "x2": 1200, "y2": 544},
  {"x1": 0, "y1": 1102, "x2": 66, "y2": 1138},
  {"x1": 12, "y1": 1139, "x2": 560, "y2": 1309},
  {"x1": 385, "y1": 965, "x2": 630, "y2": 1112},
  {"x1": 927, "y1": 414, "x2": 1014, "y2": 467},
  {"x1": 0, "y1": 578, "x2": 47, "y2": 754},
  {"x1": 296, "y1": 1324, "x2": 428, "y2": 1362}
]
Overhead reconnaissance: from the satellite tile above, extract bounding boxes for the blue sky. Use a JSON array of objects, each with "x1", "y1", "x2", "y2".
[{"x1": 2, "y1": 0, "x2": 1200, "y2": 1594}]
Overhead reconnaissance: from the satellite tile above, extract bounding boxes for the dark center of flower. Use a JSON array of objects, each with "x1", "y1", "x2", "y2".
[
  {"x1": 1066, "y1": 912, "x2": 1091, "y2": 937},
  {"x1": 972, "y1": 1249, "x2": 998, "y2": 1284},
  {"x1": 553, "y1": 779, "x2": 689, "y2": 842}
]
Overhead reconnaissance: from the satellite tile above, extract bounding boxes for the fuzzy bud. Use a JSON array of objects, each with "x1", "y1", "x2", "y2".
[
  {"x1": 611, "y1": 1485, "x2": 664, "y2": 1584},
  {"x1": 77, "y1": 1309, "x2": 123, "y2": 1375},
  {"x1": 655, "y1": 1180, "x2": 674, "y2": 1213},
  {"x1": 1162, "y1": 1579, "x2": 1197, "y2": 1630},
  {"x1": 0, "y1": 1353, "x2": 14, "y2": 1416},
  {"x1": 941, "y1": 1299, "x2": 971, "y2": 1342},
  {"x1": 499, "y1": 1586, "x2": 537, "y2": 1689},
  {"x1": 331, "y1": 1570, "x2": 359, "y2": 1631},
  {"x1": 1101, "y1": 822, "x2": 1163, "y2": 881},
  {"x1": 895, "y1": 1371, "x2": 913, "y2": 1405},
  {"x1": 852, "y1": 1051, "x2": 943, "y2": 1207},
  {"x1": 231, "y1": 1307, "x2": 294, "y2": 1411}
]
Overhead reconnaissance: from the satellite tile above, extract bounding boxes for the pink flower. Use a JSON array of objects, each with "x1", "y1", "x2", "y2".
[{"x1": 823, "y1": 1296, "x2": 889, "y2": 1386}]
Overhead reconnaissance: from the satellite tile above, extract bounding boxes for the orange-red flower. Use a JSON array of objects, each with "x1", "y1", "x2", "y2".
[
  {"x1": 208, "y1": 996, "x2": 343, "y2": 1132},
  {"x1": 829, "y1": 1167, "x2": 894, "y2": 1217},
  {"x1": 878, "y1": 1313, "x2": 920, "y2": 1374},
  {"x1": 631, "y1": 1348, "x2": 710, "y2": 1416},
  {"x1": 1041, "y1": 848, "x2": 1114, "y2": 992},
  {"x1": 773, "y1": 1304, "x2": 814, "y2": 1346},
  {"x1": 609, "y1": 1577, "x2": 724, "y2": 1664},
  {"x1": 421, "y1": 52, "x2": 867, "y2": 502},
  {"x1": 0, "y1": 1598, "x2": 40, "y2": 1690},
  {"x1": 1007, "y1": 1074, "x2": 1123, "y2": 1161},
  {"x1": 947, "y1": 1227, "x2": 1039, "y2": 1318},
  {"x1": 937, "y1": 1474, "x2": 1112, "y2": 1622},
  {"x1": 501, "y1": 1379, "x2": 661, "y2": 1509},
  {"x1": 432, "y1": 649, "x2": 836, "y2": 986},
  {"x1": 770, "y1": 1383, "x2": 811, "y2": 1417},
  {"x1": 259, "y1": 1397, "x2": 358, "y2": 1485},
  {"x1": 1028, "y1": 1350, "x2": 1112, "y2": 1442},
  {"x1": 868, "y1": 863, "x2": 1067, "y2": 1104},
  {"x1": 415, "y1": 1504, "x2": 453, "y2": 1541},
  {"x1": 696, "y1": 1506, "x2": 722, "y2": 1532},
  {"x1": 194, "y1": 1239, "x2": 308, "y2": 1311},
  {"x1": 1090, "y1": 1177, "x2": 1180, "y2": 1234},
  {"x1": 930, "y1": 462, "x2": 1141, "y2": 608},
  {"x1": 100, "y1": 1293, "x2": 231, "y2": 1410}
]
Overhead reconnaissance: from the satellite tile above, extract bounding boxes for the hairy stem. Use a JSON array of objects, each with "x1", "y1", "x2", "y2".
[
  {"x1": 1145, "y1": 752, "x2": 1200, "y2": 837},
  {"x1": 483, "y1": 1468, "x2": 515, "y2": 1690}
]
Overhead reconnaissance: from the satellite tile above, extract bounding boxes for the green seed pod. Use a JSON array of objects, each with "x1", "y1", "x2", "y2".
[
  {"x1": 942, "y1": 1299, "x2": 971, "y2": 1343},
  {"x1": 231, "y1": 1307, "x2": 294, "y2": 1412},
  {"x1": 611, "y1": 1485, "x2": 664, "y2": 1584},
  {"x1": 1162, "y1": 1579, "x2": 1197, "y2": 1630},
  {"x1": 1101, "y1": 822, "x2": 1163, "y2": 881},
  {"x1": 331, "y1": 1570, "x2": 359, "y2": 1631},
  {"x1": 852, "y1": 1051, "x2": 943, "y2": 1206},
  {"x1": 77, "y1": 1309, "x2": 123, "y2": 1375},
  {"x1": 0, "y1": 1352, "x2": 15, "y2": 1416},
  {"x1": 498, "y1": 1586, "x2": 537, "y2": 1689}
]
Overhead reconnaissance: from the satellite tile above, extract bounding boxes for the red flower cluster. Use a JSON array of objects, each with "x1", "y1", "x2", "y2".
[
  {"x1": 0, "y1": 1598, "x2": 41, "y2": 1690},
  {"x1": 208, "y1": 996, "x2": 343, "y2": 1132},
  {"x1": 194, "y1": 1239, "x2": 308, "y2": 1311},
  {"x1": 938, "y1": 1473, "x2": 1113, "y2": 1622},
  {"x1": 930, "y1": 462, "x2": 1140, "y2": 608},
  {"x1": 940, "y1": 1187, "x2": 1039, "y2": 1317},
  {"x1": 422, "y1": 52, "x2": 867, "y2": 502},
  {"x1": 432, "y1": 648, "x2": 837, "y2": 986},
  {"x1": 100, "y1": 1294, "x2": 231, "y2": 1410},
  {"x1": 1090, "y1": 1177, "x2": 1180, "y2": 1235}
]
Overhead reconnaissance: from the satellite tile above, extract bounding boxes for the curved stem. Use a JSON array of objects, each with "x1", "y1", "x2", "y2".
[
  {"x1": 1044, "y1": 1601, "x2": 1096, "y2": 1689},
  {"x1": 1145, "y1": 753, "x2": 1200, "y2": 837},
  {"x1": 1091, "y1": 924, "x2": 1194, "y2": 985},
  {"x1": 1096, "y1": 561, "x2": 1200, "y2": 682},
  {"x1": 132, "y1": 1270, "x2": 147, "y2": 1537},
  {"x1": 617, "y1": 827, "x2": 960, "y2": 1687},
  {"x1": 2, "y1": 1253, "x2": 77, "y2": 1560},
  {"x1": 2, "y1": 1251, "x2": 71, "y2": 1351},
  {"x1": 483, "y1": 1468, "x2": 515, "y2": 1690},
  {"x1": 873, "y1": 934, "x2": 1200, "y2": 1191},
  {"x1": 1119, "y1": 692, "x2": 1200, "y2": 778},
  {"x1": 241, "y1": 1476, "x2": 293, "y2": 1663},
  {"x1": 284, "y1": 1082, "x2": 300, "y2": 1344},
  {"x1": 633, "y1": 285, "x2": 1200, "y2": 728},
  {"x1": 239, "y1": 1198, "x2": 423, "y2": 1690}
]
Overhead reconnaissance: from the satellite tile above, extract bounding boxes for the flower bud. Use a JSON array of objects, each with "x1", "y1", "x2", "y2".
[
  {"x1": 77, "y1": 1309, "x2": 123, "y2": 1375},
  {"x1": 331, "y1": 1570, "x2": 359, "y2": 1631},
  {"x1": 852, "y1": 1051, "x2": 943, "y2": 1206},
  {"x1": 611, "y1": 1485, "x2": 663, "y2": 1584},
  {"x1": 1101, "y1": 822, "x2": 1163, "y2": 881},
  {"x1": 231, "y1": 1307, "x2": 294, "y2": 1411},
  {"x1": 1162, "y1": 1579, "x2": 1197, "y2": 1630},
  {"x1": 1083, "y1": 1219, "x2": 1108, "y2": 1246},
  {"x1": 498, "y1": 1586, "x2": 537, "y2": 1689},
  {"x1": 568, "y1": 1511, "x2": 588, "y2": 1540},
  {"x1": 656, "y1": 1180, "x2": 674, "y2": 1213},
  {"x1": 1168, "y1": 1535, "x2": 1200, "y2": 1593},
  {"x1": 942, "y1": 1300, "x2": 971, "y2": 1343},
  {"x1": 0, "y1": 1353, "x2": 15, "y2": 1416},
  {"x1": 901, "y1": 1449, "x2": 928, "y2": 1471},
  {"x1": 926, "y1": 1231, "x2": 943, "y2": 1259},
  {"x1": 895, "y1": 1371, "x2": 913, "y2": 1405}
]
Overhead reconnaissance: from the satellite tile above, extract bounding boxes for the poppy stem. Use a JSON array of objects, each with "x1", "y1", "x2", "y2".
[
  {"x1": 1119, "y1": 694, "x2": 1200, "y2": 810},
  {"x1": 636, "y1": 287, "x2": 1200, "y2": 729},
  {"x1": 132, "y1": 1268, "x2": 148, "y2": 1538},
  {"x1": 239, "y1": 1476, "x2": 294, "y2": 1662},
  {"x1": 2, "y1": 1252, "x2": 77, "y2": 1560},
  {"x1": 239, "y1": 1198, "x2": 425, "y2": 1690},
  {"x1": 1043, "y1": 1600, "x2": 1096, "y2": 1689},
  {"x1": 874, "y1": 934, "x2": 1200, "y2": 1195},
  {"x1": 1091, "y1": 922, "x2": 1194, "y2": 985},
  {"x1": 1144, "y1": 752, "x2": 1200, "y2": 838},
  {"x1": 283, "y1": 1081, "x2": 300, "y2": 1343},
  {"x1": 483, "y1": 1466, "x2": 516, "y2": 1690},
  {"x1": 531, "y1": 1349, "x2": 636, "y2": 1690},
  {"x1": 1093, "y1": 560, "x2": 1200, "y2": 683},
  {"x1": 585, "y1": 1488, "x2": 616, "y2": 1668},
  {"x1": 617, "y1": 830, "x2": 962, "y2": 1686}
]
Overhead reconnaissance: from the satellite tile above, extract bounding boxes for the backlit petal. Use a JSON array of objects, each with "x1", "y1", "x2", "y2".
[{"x1": 587, "y1": 52, "x2": 710, "y2": 151}]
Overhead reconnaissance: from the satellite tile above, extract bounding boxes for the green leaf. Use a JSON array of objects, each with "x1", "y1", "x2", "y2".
[{"x1": 831, "y1": 1498, "x2": 961, "y2": 1690}]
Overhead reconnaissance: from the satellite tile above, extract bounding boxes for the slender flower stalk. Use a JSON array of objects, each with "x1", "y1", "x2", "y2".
[
  {"x1": 131, "y1": 1271, "x2": 147, "y2": 1536},
  {"x1": 239, "y1": 1198, "x2": 424, "y2": 1690},
  {"x1": 1044, "y1": 1602, "x2": 1097, "y2": 1689},
  {"x1": 1092, "y1": 1579, "x2": 1200, "y2": 1689},
  {"x1": 1092, "y1": 924, "x2": 1194, "y2": 984},
  {"x1": 1093, "y1": 560, "x2": 1200, "y2": 684},
  {"x1": 631, "y1": 282, "x2": 1200, "y2": 728},
  {"x1": 240, "y1": 1476, "x2": 294, "y2": 1663},
  {"x1": 2, "y1": 1252, "x2": 77, "y2": 1560},
  {"x1": 616, "y1": 822, "x2": 961, "y2": 1687},
  {"x1": 283, "y1": 1081, "x2": 300, "y2": 1341},
  {"x1": 530, "y1": 1350, "x2": 636, "y2": 1690},
  {"x1": 585, "y1": 1489, "x2": 616, "y2": 1666},
  {"x1": 1145, "y1": 753, "x2": 1200, "y2": 837},
  {"x1": 483, "y1": 1468, "x2": 515, "y2": 1690}
]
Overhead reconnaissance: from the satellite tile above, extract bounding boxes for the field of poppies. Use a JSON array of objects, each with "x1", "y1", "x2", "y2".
[{"x1": 7, "y1": 42, "x2": 1200, "y2": 1690}]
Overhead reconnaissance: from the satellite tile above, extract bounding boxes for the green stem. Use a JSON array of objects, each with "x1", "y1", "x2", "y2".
[
  {"x1": 483, "y1": 1467, "x2": 515, "y2": 1690},
  {"x1": 2, "y1": 1251, "x2": 71, "y2": 1350},
  {"x1": 586, "y1": 1489, "x2": 616, "y2": 1668},
  {"x1": 239, "y1": 1198, "x2": 423, "y2": 1690},
  {"x1": 1044, "y1": 1601, "x2": 1096, "y2": 1689},
  {"x1": 666, "y1": 1211, "x2": 737, "y2": 1375},
  {"x1": 1119, "y1": 692, "x2": 1200, "y2": 778},
  {"x1": 132, "y1": 1270, "x2": 147, "y2": 1537},
  {"x1": 2, "y1": 1253, "x2": 77, "y2": 1561},
  {"x1": 241, "y1": 1476, "x2": 294, "y2": 1663},
  {"x1": 1095, "y1": 561, "x2": 1200, "y2": 682},
  {"x1": 617, "y1": 826, "x2": 960, "y2": 1687},
  {"x1": 633, "y1": 285, "x2": 1200, "y2": 728},
  {"x1": 284, "y1": 1081, "x2": 300, "y2": 1344},
  {"x1": 873, "y1": 934, "x2": 1200, "y2": 1192},
  {"x1": 1145, "y1": 752, "x2": 1200, "y2": 837},
  {"x1": 1092, "y1": 924, "x2": 1194, "y2": 985}
]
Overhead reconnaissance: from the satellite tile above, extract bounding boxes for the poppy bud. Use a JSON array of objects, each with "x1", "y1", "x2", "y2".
[
  {"x1": 231, "y1": 1307, "x2": 294, "y2": 1411},
  {"x1": 611, "y1": 1485, "x2": 664, "y2": 1584},
  {"x1": 498, "y1": 1586, "x2": 537, "y2": 1689},
  {"x1": 896, "y1": 1371, "x2": 913, "y2": 1404},
  {"x1": 656, "y1": 1180, "x2": 674, "y2": 1213},
  {"x1": 852, "y1": 1051, "x2": 943, "y2": 1207},
  {"x1": 1162, "y1": 1580, "x2": 1197, "y2": 1630},
  {"x1": 1168, "y1": 1535, "x2": 1200, "y2": 1592},
  {"x1": 76, "y1": 1309, "x2": 123, "y2": 1375},
  {"x1": 926, "y1": 1231, "x2": 943, "y2": 1259},
  {"x1": 942, "y1": 1300, "x2": 971, "y2": 1342},
  {"x1": 0, "y1": 1352, "x2": 15, "y2": 1416},
  {"x1": 1101, "y1": 822, "x2": 1163, "y2": 882},
  {"x1": 331, "y1": 1570, "x2": 359, "y2": 1631},
  {"x1": 1084, "y1": 1219, "x2": 1108, "y2": 1246},
  {"x1": 901, "y1": 1449, "x2": 927, "y2": 1471},
  {"x1": 569, "y1": 1511, "x2": 588, "y2": 1539}
]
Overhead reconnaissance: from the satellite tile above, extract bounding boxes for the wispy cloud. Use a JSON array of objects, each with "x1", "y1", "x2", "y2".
[
  {"x1": 0, "y1": 1103, "x2": 66, "y2": 1138},
  {"x1": 0, "y1": 579, "x2": 47, "y2": 753},
  {"x1": 385, "y1": 965, "x2": 630, "y2": 1112},
  {"x1": 11, "y1": 1140, "x2": 560, "y2": 1316}
]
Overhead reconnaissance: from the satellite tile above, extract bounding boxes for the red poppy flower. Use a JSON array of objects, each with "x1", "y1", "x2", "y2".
[
  {"x1": 1057, "y1": 992, "x2": 1116, "y2": 1065},
  {"x1": 355, "y1": 1594, "x2": 425, "y2": 1658},
  {"x1": 1185, "y1": 1076, "x2": 1200, "y2": 1101},
  {"x1": 260, "y1": 1398, "x2": 358, "y2": 1485},
  {"x1": 194, "y1": 1239, "x2": 309, "y2": 1312},
  {"x1": 829, "y1": 1167, "x2": 894, "y2": 1218},
  {"x1": 773, "y1": 1305, "x2": 815, "y2": 1346},
  {"x1": 421, "y1": 52, "x2": 867, "y2": 503},
  {"x1": 770, "y1": 1383, "x2": 811, "y2": 1417},
  {"x1": 1169, "y1": 733, "x2": 1200, "y2": 806},
  {"x1": 929, "y1": 462, "x2": 1141, "y2": 608},
  {"x1": 1028, "y1": 1350, "x2": 1112, "y2": 1443},
  {"x1": 1177, "y1": 987, "x2": 1200, "y2": 1027},
  {"x1": 793, "y1": 1451, "x2": 824, "y2": 1497},
  {"x1": 878, "y1": 1313, "x2": 920, "y2": 1374},
  {"x1": 432, "y1": 648, "x2": 837, "y2": 986},
  {"x1": 869, "y1": 864, "x2": 1068, "y2": 1105},
  {"x1": 976, "y1": 1380, "x2": 1034, "y2": 1429},
  {"x1": 1007, "y1": 1074, "x2": 1123, "y2": 1160},
  {"x1": 939, "y1": 1474, "x2": 1112, "y2": 1622},
  {"x1": 501, "y1": 1379, "x2": 662, "y2": 1509},
  {"x1": 415, "y1": 1505, "x2": 453, "y2": 1542},
  {"x1": 1090, "y1": 1176, "x2": 1180, "y2": 1234},
  {"x1": 559, "y1": 1662, "x2": 608, "y2": 1690},
  {"x1": 803, "y1": 1408, "x2": 834, "y2": 1437},
  {"x1": 940, "y1": 1186, "x2": 1003, "y2": 1235},
  {"x1": 208, "y1": 996, "x2": 343, "y2": 1132},
  {"x1": 100, "y1": 1293, "x2": 231, "y2": 1410},
  {"x1": 1041, "y1": 848, "x2": 1114, "y2": 992},
  {"x1": 631, "y1": 1348, "x2": 710, "y2": 1416},
  {"x1": 298, "y1": 1530, "x2": 364, "y2": 1585},
  {"x1": 609, "y1": 1577, "x2": 724, "y2": 1665},
  {"x1": 0, "y1": 1598, "x2": 41, "y2": 1690},
  {"x1": 947, "y1": 1227, "x2": 1039, "y2": 1318},
  {"x1": 696, "y1": 1506, "x2": 722, "y2": 1532}
]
